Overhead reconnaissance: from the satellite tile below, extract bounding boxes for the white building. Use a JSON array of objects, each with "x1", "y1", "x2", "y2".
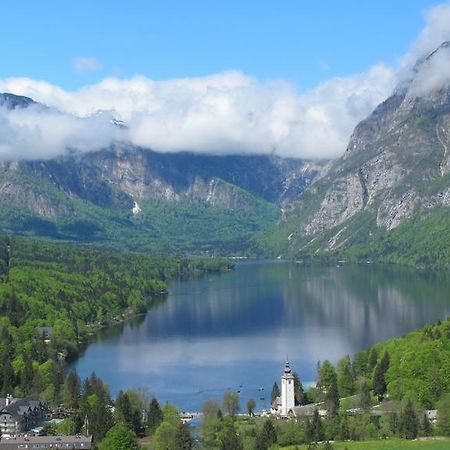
[{"x1": 272, "y1": 360, "x2": 295, "y2": 416}]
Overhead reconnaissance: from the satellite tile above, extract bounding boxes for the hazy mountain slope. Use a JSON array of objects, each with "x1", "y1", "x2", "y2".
[
  {"x1": 277, "y1": 43, "x2": 450, "y2": 266},
  {"x1": 0, "y1": 94, "x2": 324, "y2": 254}
]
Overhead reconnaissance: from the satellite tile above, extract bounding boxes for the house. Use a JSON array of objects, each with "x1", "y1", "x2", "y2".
[
  {"x1": 0, "y1": 435, "x2": 92, "y2": 449},
  {"x1": 37, "y1": 327, "x2": 53, "y2": 343},
  {"x1": 0, "y1": 395, "x2": 46, "y2": 437},
  {"x1": 425, "y1": 410, "x2": 438, "y2": 423}
]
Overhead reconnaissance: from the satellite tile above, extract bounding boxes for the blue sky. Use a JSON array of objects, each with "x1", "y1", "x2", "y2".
[{"x1": 0, "y1": 0, "x2": 442, "y2": 90}]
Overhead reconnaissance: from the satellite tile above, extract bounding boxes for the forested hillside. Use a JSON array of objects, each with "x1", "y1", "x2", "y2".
[{"x1": 0, "y1": 236, "x2": 231, "y2": 399}]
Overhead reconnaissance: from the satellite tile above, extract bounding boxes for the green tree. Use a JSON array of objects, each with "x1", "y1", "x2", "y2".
[
  {"x1": 115, "y1": 391, "x2": 141, "y2": 433},
  {"x1": 318, "y1": 361, "x2": 339, "y2": 417},
  {"x1": 357, "y1": 379, "x2": 372, "y2": 412},
  {"x1": 399, "y1": 399, "x2": 419, "y2": 439},
  {"x1": 373, "y1": 352, "x2": 389, "y2": 401},
  {"x1": 367, "y1": 347, "x2": 378, "y2": 372},
  {"x1": 201, "y1": 400, "x2": 221, "y2": 448},
  {"x1": 420, "y1": 412, "x2": 432, "y2": 437},
  {"x1": 152, "y1": 421, "x2": 177, "y2": 450},
  {"x1": 221, "y1": 391, "x2": 240, "y2": 416},
  {"x1": 255, "y1": 419, "x2": 277, "y2": 450},
  {"x1": 85, "y1": 393, "x2": 113, "y2": 442},
  {"x1": 437, "y1": 393, "x2": 450, "y2": 436},
  {"x1": 147, "y1": 397, "x2": 163, "y2": 433},
  {"x1": 271, "y1": 382, "x2": 280, "y2": 403},
  {"x1": 337, "y1": 355, "x2": 355, "y2": 397},
  {"x1": 216, "y1": 417, "x2": 243, "y2": 450},
  {"x1": 63, "y1": 370, "x2": 81, "y2": 409},
  {"x1": 352, "y1": 350, "x2": 368, "y2": 377},
  {"x1": 293, "y1": 371, "x2": 305, "y2": 405},
  {"x1": 174, "y1": 422, "x2": 192, "y2": 450},
  {"x1": 311, "y1": 409, "x2": 324, "y2": 443},
  {"x1": 246, "y1": 398, "x2": 256, "y2": 416},
  {"x1": 98, "y1": 424, "x2": 139, "y2": 450}
]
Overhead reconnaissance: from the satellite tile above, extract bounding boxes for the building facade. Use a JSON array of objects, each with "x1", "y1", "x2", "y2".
[
  {"x1": 0, "y1": 396, "x2": 45, "y2": 437},
  {"x1": 0, "y1": 435, "x2": 92, "y2": 449},
  {"x1": 281, "y1": 360, "x2": 295, "y2": 416}
]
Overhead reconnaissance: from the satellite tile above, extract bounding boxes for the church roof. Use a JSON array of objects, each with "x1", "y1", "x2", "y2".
[{"x1": 271, "y1": 396, "x2": 281, "y2": 410}]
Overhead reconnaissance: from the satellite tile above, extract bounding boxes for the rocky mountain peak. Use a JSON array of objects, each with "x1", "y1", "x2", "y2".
[{"x1": 0, "y1": 92, "x2": 37, "y2": 109}]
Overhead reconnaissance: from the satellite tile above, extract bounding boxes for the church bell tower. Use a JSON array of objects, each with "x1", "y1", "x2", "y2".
[{"x1": 281, "y1": 360, "x2": 295, "y2": 416}]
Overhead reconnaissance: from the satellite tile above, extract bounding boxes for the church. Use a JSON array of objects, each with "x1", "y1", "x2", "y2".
[
  {"x1": 271, "y1": 360, "x2": 323, "y2": 418},
  {"x1": 271, "y1": 360, "x2": 295, "y2": 416}
]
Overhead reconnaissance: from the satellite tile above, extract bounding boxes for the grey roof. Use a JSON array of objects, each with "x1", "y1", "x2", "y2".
[
  {"x1": 271, "y1": 396, "x2": 281, "y2": 410},
  {"x1": 1, "y1": 398, "x2": 43, "y2": 418},
  {"x1": 292, "y1": 404, "x2": 320, "y2": 417},
  {"x1": 0, "y1": 435, "x2": 92, "y2": 449}
]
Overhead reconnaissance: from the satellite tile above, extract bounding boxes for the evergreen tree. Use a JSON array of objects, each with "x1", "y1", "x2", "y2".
[
  {"x1": 318, "y1": 363, "x2": 340, "y2": 418},
  {"x1": 367, "y1": 347, "x2": 378, "y2": 372},
  {"x1": 115, "y1": 391, "x2": 133, "y2": 429},
  {"x1": 255, "y1": 419, "x2": 277, "y2": 449},
  {"x1": 352, "y1": 350, "x2": 368, "y2": 377},
  {"x1": 389, "y1": 412, "x2": 399, "y2": 436},
  {"x1": 175, "y1": 422, "x2": 193, "y2": 450},
  {"x1": 217, "y1": 418, "x2": 243, "y2": 450},
  {"x1": 293, "y1": 371, "x2": 305, "y2": 405},
  {"x1": 337, "y1": 355, "x2": 355, "y2": 397},
  {"x1": 63, "y1": 370, "x2": 81, "y2": 409},
  {"x1": 86, "y1": 393, "x2": 113, "y2": 442},
  {"x1": 311, "y1": 409, "x2": 324, "y2": 443},
  {"x1": 271, "y1": 382, "x2": 281, "y2": 403},
  {"x1": 2, "y1": 357, "x2": 15, "y2": 394},
  {"x1": 147, "y1": 397, "x2": 163, "y2": 433},
  {"x1": 357, "y1": 379, "x2": 372, "y2": 412},
  {"x1": 420, "y1": 412, "x2": 432, "y2": 437},
  {"x1": 373, "y1": 352, "x2": 389, "y2": 401},
  {"x1": 305, "y1": 418, "x2": 314, "y2": 444},
  {"x1": 20, "y1": 357, "x2": 34, "y2": 395},
  {"x1": 399, "y1": 399, "x2": 419, "y2": 439}
]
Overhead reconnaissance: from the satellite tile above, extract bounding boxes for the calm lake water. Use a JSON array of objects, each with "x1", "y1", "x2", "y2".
[{"x1": 72, "y1": 261, "x2": 450, "y2": 412}]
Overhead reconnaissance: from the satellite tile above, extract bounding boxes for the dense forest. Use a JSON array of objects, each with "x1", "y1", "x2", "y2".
[{"x1": 0, "y1": 235, "x2": 232, "y2": 400}]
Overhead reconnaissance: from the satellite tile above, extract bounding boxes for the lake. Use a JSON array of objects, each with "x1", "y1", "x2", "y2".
[{"x1": 72, "y1": 261, "x2": 450, "y2": 413}]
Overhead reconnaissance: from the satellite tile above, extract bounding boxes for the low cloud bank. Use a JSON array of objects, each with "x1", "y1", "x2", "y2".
[{"x1": 0, "y1": 66, "x2": 395, "y2": 161}]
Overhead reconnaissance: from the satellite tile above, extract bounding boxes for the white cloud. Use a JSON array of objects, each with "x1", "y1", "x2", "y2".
[
  {"x1": 399, "y1": 1, "x2": 450, "y2": 95},
  {"x1": 73, "y1": 57, "x2": 102, "y2": 73},
  {"x1": 0, "y1": 103, "x2": 118, "y2": 160},
  {"x1": 0, "y1": 66, "x2": 395, "y2": 161}
]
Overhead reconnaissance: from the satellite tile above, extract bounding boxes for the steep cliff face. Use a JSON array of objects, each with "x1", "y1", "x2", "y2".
[{"x1": 284, "y1": 43, "x2": 450, "y2": 257}]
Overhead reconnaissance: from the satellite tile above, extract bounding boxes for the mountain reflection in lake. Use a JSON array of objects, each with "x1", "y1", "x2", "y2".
[{"x1": 72, "y1": 261, "x2": 450, "y2": 412}]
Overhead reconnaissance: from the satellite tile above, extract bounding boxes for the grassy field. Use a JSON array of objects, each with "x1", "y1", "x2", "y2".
[{"x1": 281, "y1": 438, "x2": 450, "y2": 450}]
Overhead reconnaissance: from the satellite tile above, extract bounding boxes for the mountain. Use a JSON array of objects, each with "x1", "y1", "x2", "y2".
[
  {"x1": 277, "y1": 42, "x2": 450, "y2": 267},
  {"x1": 0, "y1": 94, "x2": 324, "y2": 254}
]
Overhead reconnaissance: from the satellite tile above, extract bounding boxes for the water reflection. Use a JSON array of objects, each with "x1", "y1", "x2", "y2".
[{"x1": 72, "y1": 262, "x2": 450, "y2": 412}]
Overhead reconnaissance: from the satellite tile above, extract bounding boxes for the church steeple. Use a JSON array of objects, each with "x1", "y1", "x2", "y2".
[
  {"x1": 284, "y1": 360, "x2": 292, "y2": 374},
  {"x1": 280, "y1": 359, "x2": 295, "y2": 416}
]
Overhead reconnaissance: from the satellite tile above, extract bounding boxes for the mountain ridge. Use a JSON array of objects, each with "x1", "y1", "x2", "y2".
[
  {"x1": 275, "y1": 42, "x2": 450, "y2": 267},
  {"x1": 0, "y1": 93, "x2": 324, "y2": 253}
]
